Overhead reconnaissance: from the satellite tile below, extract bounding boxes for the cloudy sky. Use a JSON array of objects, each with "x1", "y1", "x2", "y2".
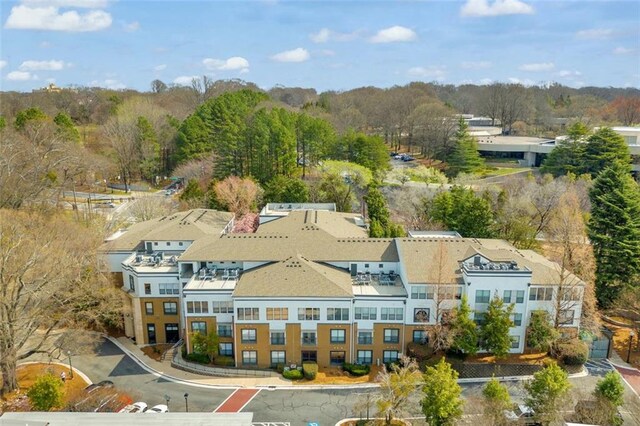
[{"x1": 1, "y1": 0, "x2": 639, "y2": 92}]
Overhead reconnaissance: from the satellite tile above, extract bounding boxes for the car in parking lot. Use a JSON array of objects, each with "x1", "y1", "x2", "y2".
[
  {"x1": 504, "y1": 404, "x2": 540, "y2": 425},
  {"x1": 146, "y1": 404, "x2": 169, "y2": 413},
  {"x1": 118, "y1": 401, "x2": 147, "y2": 413}
]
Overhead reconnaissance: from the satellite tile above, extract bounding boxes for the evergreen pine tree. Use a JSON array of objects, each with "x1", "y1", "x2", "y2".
[
  {"x1": 583, "y1": 127, "x2": 631, "y2": 177},
  {"x1": 588, "y1": 165, "x2": 640, "y2": 307},
  {"x1": 450, "y1": 294, "x2": 479, "y2": 355},
  {"x1": 447, "y1": 118, "x2": 485, "y2": 177},
  {"x1": 480, "y1": 295, "x2": 515, "y2": 358},
  {"x1": 540, "y1": 122, "x2": 589, "y2": 176}
]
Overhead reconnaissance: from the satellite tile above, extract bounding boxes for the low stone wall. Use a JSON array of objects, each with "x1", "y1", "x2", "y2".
[{"x1": 171, "y1": 351, "x2": 278, "y2": 378}]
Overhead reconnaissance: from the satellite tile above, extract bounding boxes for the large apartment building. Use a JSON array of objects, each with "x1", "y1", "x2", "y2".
[{"x1": 101, "y1": 205, "x2": 585, "y2": 369}]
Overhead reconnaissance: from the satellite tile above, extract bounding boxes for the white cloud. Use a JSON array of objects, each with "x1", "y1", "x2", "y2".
[
  {"x1": 123, "y1": 21, "x2": 139, "y2": 32},
  {"x1": 613, "y1": 46, "x2": 634, "y2": 55},
  {"x1": 89, "y1": 78, "x2": 125, "y2": 89},
  {"x1": 518, "y1": 62, "x2": 554, "y2": 72},
  {"x1": 508, "y1": 77, "x2": 535, "y2": 86},
  {"x1": 173, "y1": 75, "x2": 199, "y2": 86},
  {"x1": 0, "y1": 61, "x2": 7, "y2": 70},
  {"x1": 320, "y1": 49, "x2": 335, "y2": 57},
  {"x1": 22, "y1": 0, "x2": 109, "y2": 8},
  {"x1": 461, "y1": 61, "x2": 492, "y2": 69},
  {"x1": 19, "y1": 60, "x2": 65, "y2": 71},
  {"x1": 5, "y1": 4, "x2": 112, "y2": 32},
  {"x1": 407, "y1": 66, "x2": 446, "y2": 81},
  {"x1": 576, "y1": 28, "x2": 613, "y2": 40},
  {"x1": 154, "y1": 64, "x2": 167, "y2": 71},
  {"x1": 557, "y1": 70, "x2": 582, "y2": 78},
  {"x1": 310, "y1": 28, "x2": 360, "y2": 43},
  {"x1": 6, "y1": 71, "x2": 38, "y2": 81},
  {"x1": 370, "y1": 26, "x2": 416, "y2": 43},
  {"x1": 271, "y1": 48, "x2": 310, "y2": 63},
  {"x1": 461, "y1": 0, "x2": 534, "y2": 17},
  {"x1": 203, "y1": 56, "x2": 250, "y2": 71},
  {"x1": 479, "y1": 78, "x2": 494, "y2": 85},
  {"x1": 310, "y1": 28, "x2": 330, "y2": 43}
]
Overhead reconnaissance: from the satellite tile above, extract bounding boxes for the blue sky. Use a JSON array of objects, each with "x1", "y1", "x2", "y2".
[{"x1": 1, "y1": 0, "x2": 639, "y2": 92}]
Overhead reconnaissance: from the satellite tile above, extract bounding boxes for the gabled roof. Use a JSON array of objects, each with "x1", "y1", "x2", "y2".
[
  {"x1": 100, "y1": 209, "x2": 234, "y2": 251},
  {"x1": 256, "y1": 210, "x2": 367, "y2": 238},
  {"x1": 233, "y1": 255, "x2": 353, "y2": 298}
]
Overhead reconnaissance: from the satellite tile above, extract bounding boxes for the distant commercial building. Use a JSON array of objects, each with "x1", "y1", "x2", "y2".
[{"x1": 101, "y1": 207, "x2": 585, "y2": 369}]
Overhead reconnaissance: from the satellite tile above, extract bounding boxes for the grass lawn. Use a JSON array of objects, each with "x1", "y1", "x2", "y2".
[
  {"x1": 607, "y1": 319, "x2": 640, "y2": 368},
  {"x1": 293, "y1": 365, "x2": 381, "y2": 385},
  {"x1": 1, "y1": 363, "x2": 90, "y2": 412},
  {"x1": 463, "y1": 351, "x2": 551, "y2": 365}
]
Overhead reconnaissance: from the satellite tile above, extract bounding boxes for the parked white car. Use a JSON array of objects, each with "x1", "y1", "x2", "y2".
[
  {"x1": 118, "y1": 401, "x2": 147, "y2": 413},
  {"x1": 146, "y1": 404, "x2": 169, "y2": 413}
]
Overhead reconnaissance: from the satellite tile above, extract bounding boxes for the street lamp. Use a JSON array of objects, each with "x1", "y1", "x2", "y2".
[
  {"x1": 67, "y1": 350, "x2": 74, "y2": 379},
  {"x1": 627, "y1": 330, "x2": 635, "y2": 364},
  {"x1": 164, "y1": 394, "x2": 170, "y2": 410},
  {"x1": 184, "y1": 393, "x2": 189, "y2": 412}
]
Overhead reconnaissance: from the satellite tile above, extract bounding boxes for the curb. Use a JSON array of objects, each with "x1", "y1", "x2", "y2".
[{"x1": 18, "y1": 361, "x2": 93, "y2": 385}]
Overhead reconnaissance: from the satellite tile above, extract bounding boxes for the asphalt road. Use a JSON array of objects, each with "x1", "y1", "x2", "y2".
[{"x1": 66, "y1": 338, "x2": 640, "y2": 426}]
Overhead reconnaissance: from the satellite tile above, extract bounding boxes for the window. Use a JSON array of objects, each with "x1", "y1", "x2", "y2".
[
  {"x1": 191, "y1": 321, "x2": 206, "y2": 335},
  {"x1": 411, "y1": 286, "x2": 427, "y2": 299},
  {"x1": 330, "y1": 329, "x2": 346, "y2": 344},
  {"x1": 186, "y1": 301, "x2": 209, "y2": 314},
  {"x1": 129, "y1": 275, "x2": 135, "y2": 291},
  {"x1": 474, "y1": 312, "x2": 486, "y2": 325},
  {"x1": 327, "y1": 308, "x2": 349, "y2": 321},
  {"x1": 414, "y1": 308, "x2": 430, "y2": 323},
  {"x1": 266, "y1": 307, "x2": 289, "y2": 320},
  {"x1": 364, "y1": 263, "x2": 369, "y2": 268},
  {"x1": 529, "y1": 287, "x2": 553, "y2": 301},
  {"x1": 242, "y1": 350, "x2": 257, "y2": 365},
  {"x1": 561, "y1": 288, "x2": 582, "y2": 302},
  {"x1": 144, "y1": 283, "x2": 151, "y2": 295},
  {"x1": 358, "y1": 331, "x2": 373, "y2": 345},
  {"x1": 383, "y1": 328, "x2": 399, "y2": 343},
  {"x1": 354, "y1": 307, "x2": 377, "y2": 320},
  {"x1": 510, "y1": 335, "x2": 520, "y2": 349},
  {"x1": 163, "y1": 302, "x2": 177, "y2": 315},
  {"x1": 381, "y1": 308, "x2": 403, "y2": 321},
  {"x1": 516, "y1": 290, "x2": 525, "y2": 303},
  {"x1": 179, "y1": 242, "x2": 184, "y2": 246},
  {"x1": 301, "y1": 351, "x2": 317, "y2": 362},
  {"x1": 330, "y1": 351, "x2": 346, "y2": 365},
  {"x1": 166, "y1": 242, "x2": 170, "y2": 246},
  {"x1": 357, "y1": 350, "x2": 373, "y2": 365},
  {"x1": 217, "y1": 323, "x2": 232, "y2": 337},
  {"x1": 270, "y1": 331, "x2": 285, "y2": 345},
  {"x1": 154, "y1": 242, "x2": 158, "y2": 246},
  {"x1": 145, "y1": 302, "x2": 154, "y2": 315},
  {"x1": 237, "y1": 307, "x2": 260, "y2": 321},
  {"x1": 302, "y1": 331, "x2": 317, "y2": 345},
  {"x1": 513, "y1": 313, "x2": 523, "y2": 327},
  {"x1": 379, "y1": 264, "x2": 384, "y2": 268},
  {"x1": 475, "y1": 290, "x2": 490, "y2": 303},
  {"x1": 219, "y1": 343, "x2": 233, "y2": 357},
  {"x1": 559, "y1": 310, "x2": 575, "y2": 325},
  {"x1": 383, "y1": 350, "x2": 399, "y2": 363},
  {"x1": 271, "y1": 351, "x2": 286, "y2": 367},
  {"x1": 241, "y1": 329, "x2": 256, "y2": 343},
  {"x1": 212, "y1": 301, "x2": 233, "y2": 314},
  {"x1": 413, "y1": 330, "x2": 428, "y2": 344},
  {"x1": 159, "y1": 283, "x2": 179, "y2": 295},
  {"x1": 298, "y1": 307, "x2": 320, "y2": 321},
  {"x1": 503, "y1": 290, "x2": 512, "y2": 303}
]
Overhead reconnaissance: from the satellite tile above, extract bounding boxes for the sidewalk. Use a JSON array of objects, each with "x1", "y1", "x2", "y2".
[{"x1": 608, "y1": 349, "x2": 640, "y2": 397}]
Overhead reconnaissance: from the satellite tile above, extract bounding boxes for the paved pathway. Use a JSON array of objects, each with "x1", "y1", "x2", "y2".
[
  {"x1": 214, "y1": 389, "x2": 261, "y2": 413},
  {"x1": 609, "y1": 349, "x2": 640, "y2": 397}
]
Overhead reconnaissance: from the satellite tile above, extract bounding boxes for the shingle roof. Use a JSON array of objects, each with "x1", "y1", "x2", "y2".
[
  {"x1": 100, "y1": 209, "x2": 234, "y2": 251},
  {"x1": 233, "y1": 255, "x2": 353, "y2": 298},
  {"x1": 257, "y1": 210, "x2": 368, "y2": 238}
]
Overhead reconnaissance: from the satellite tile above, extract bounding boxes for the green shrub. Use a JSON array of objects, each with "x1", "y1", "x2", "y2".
[
  {"x1": 184, "y1": 352, "x2": 210, "y2": 364},
  {"x1": 556, "y1": 339, "x2": 589, "y2": 365},
  {"x1": 27, "y1": 373, "x2": 64, "y2": 411},
  {"x1": 343, "y1": 363, "x2": 370, "y2": 377},
  {"x1": 276, "y1": 363, "x2": 285, "y2": 374},
  {"x1": 302, "y1": 362, "x2": 318, "y2": 380},
  {"x1": 282, "y1": 369, "x2": 303, "y2": 380},
  {"x1": 213, "y1": 356, "x2": 235, "y2": 367}
]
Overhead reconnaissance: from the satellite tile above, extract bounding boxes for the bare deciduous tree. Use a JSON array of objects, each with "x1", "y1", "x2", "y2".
[
  {"x1": 0, "y1": 210, "x2": 126, "y2": 395},
  {"x1": 214, "y1": 176, "x2": 262, "y2": 217}
]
